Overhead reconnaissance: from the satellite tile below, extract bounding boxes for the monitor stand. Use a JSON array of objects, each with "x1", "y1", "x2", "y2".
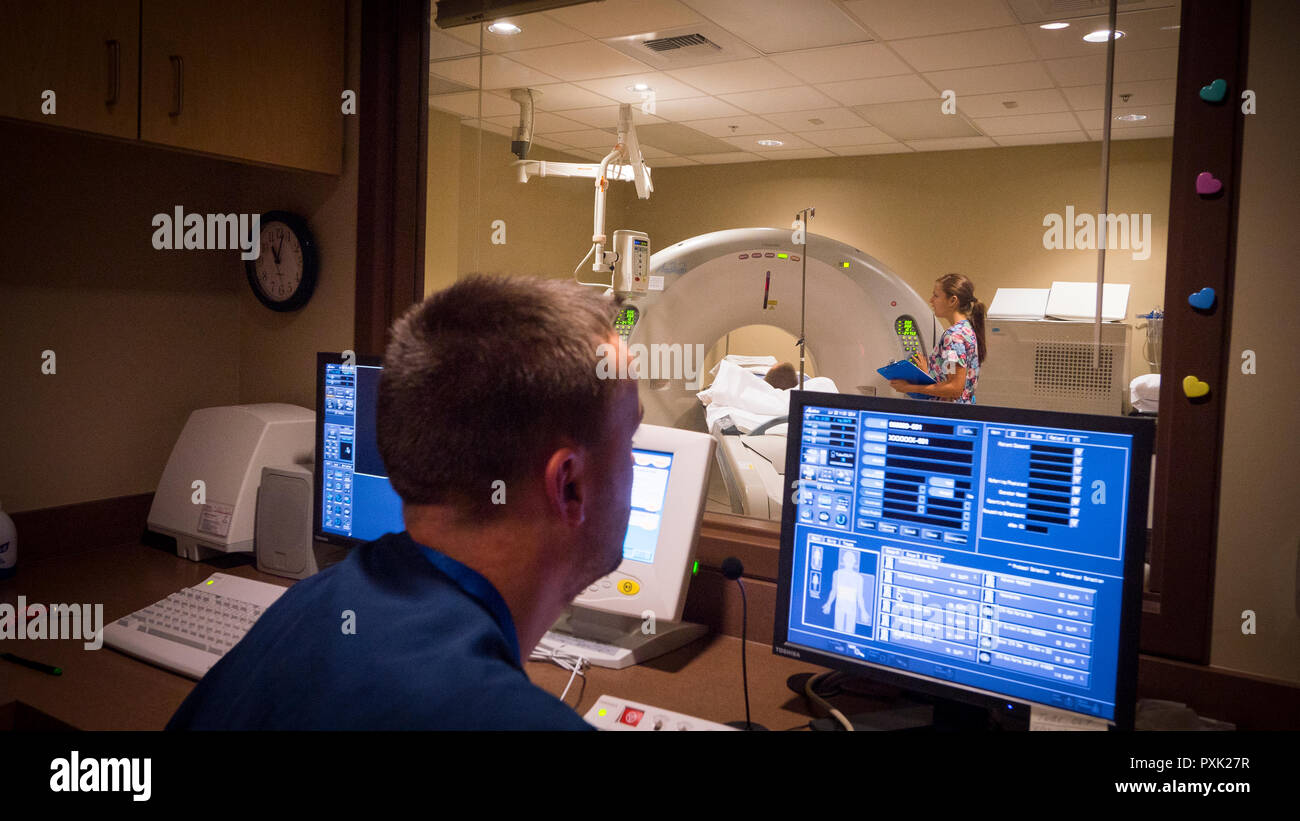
[
  {"x1": 789, "y1": 672, "x2": 1031, "y2": 731},
  {"x1": 541, "y1": 606, "x2": 707, "y2": 669}
]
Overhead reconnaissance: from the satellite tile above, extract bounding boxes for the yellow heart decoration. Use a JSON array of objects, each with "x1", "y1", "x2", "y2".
[{"x1": 1182, "y1": 375, "x2": 1210, "y2": 398}]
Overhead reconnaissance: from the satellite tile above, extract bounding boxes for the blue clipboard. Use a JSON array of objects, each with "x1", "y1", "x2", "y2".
[{"x1": 877, "y1": 359, "x2": 936, "y2": 400}]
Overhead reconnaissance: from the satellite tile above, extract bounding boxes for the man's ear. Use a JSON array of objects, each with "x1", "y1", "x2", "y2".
[{"x1": 544, "y1": 447, "x2": 586, "y2": 527}]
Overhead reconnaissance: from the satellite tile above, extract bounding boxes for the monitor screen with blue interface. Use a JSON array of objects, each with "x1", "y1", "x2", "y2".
[
  {"x1": 775, "y1": 392, "x2": 1151, "y2": 726},
  {"x1": 315, "y1": 354, "x2": 685, "y2": 571},
  {"x1": 624, "y1": 449, "x2": 672, "y2": 564}
]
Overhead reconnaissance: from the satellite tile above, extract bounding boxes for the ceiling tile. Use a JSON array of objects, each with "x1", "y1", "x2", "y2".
[
  {"x1": 652, "y1": 156, "x2": 702, "y2": 166},
  {"x1": 524, "y1": 83, "x2": 619, "y2": 111},
  {"x1": 430, "y1": 55, "x2": 560, "y2": 89},
  {"x1": 718, "y1": 86, "x2": 837, "y2": 114},
  {"x1": 852, "y1": 98, "x2": 981, "y2": 140},
  {"x1": 545, "y1": 128, "x2": 623, "y2": 148},
  {"x1": 1022, "y1": 8, "x2": 1181, "y2": 60},
  {"x1": 992, "y1": 131, "x2": 1088, "y2": 146},
  {"x1": 442, "y1": 12, "x2": 588, "y2": 51},
  {"x1": 905, "y1": 136, "x2": 997, "y2": 151},
  {"x1": 830, "y1": 142, "x2": 912, "y2": 155},
  {"x1": 559, "y1": 104, "x2": 668, "y2": 128},
  {"x1": 428, "y1": 75, "x2": 476, "y2": 96},
  {"x1": 760, "y1": 147, "x2": 835, "y2": 160},
  {"x1": 770, "y1": 43, "x2": 912, "y2": 84},
  {"x1": 665, "y1": 58, "x2": 801, "y2": 94},
  {"x1": 1076, "y1": 103, "x2": 1175, "y2": 130},
  {"x1": 646, "y1": 96, "x2": 748, "y2": 120},
  {"x1": 545, "y1": 0, "x2": 705, "y2": 39},
  {"x1": 762, "y1": 107, "x2": 867, "y2": 131},
  {"x1": 573, "y1": 71, "x2": 705, "y2": 103},
  {"x1": 1116, "y1": 48, "x2": 1179, "y2": 82},
  {"x1": 686, "y1": 152, "x2": 764, "y2": 163},
  {"x1": 636, "y1": 122, "x2": 742, "y2": 154},
  {"x1": 972, "y1": 111, "x2": 1083, "y2": 136},
  {"x1": 890, "y1": 26, "x2": 1037, "y2": 73},
  {"x1": 508, "y1": 41, "x2": 655, "y2": 81},
  {"x1": 721, "y1": 133, "x2": 817, "y2": 151},
  {"x1": 956, "y1": 88, "x2": 1071, "y2": 118},
  {"x1": 816, "y1": 74, "x2": 937, "y2": 106},
  {"x1": 429, "y1": 91, "x2": 523, "y2": 118},
  {"x1": 430, "y1": 27, "x2": 481, "y2": 60},
  {"x1": 1060, "y1": 78, "x2": 1176, "y2": 110},
  {"x1": 681, "y1": 0, "x2": 870, "y2": 54},
  {"x1": 1044, "y1": 55, "x2": 1103, "y2": 87},
  {"x1": 800, "y1": 126, "x2": 894, "y2": 147},
  {"x1": 923, "y1": 62, "x2": 1055, "y2": 95},
  {"x1": 681, "y1": 115, "x2": 778, "y2": 137},
  {"x1": 459, "y1": 119, "x2": 514, "y2": 137},
  {"x1": 1085, "y1": 125, "x2": 1174, "y2": 140},
  {"x1": 484, "y1": 111, "x2": 589, "y2": 134},
  {"x1": 842, "y1": 0, "x2": 1018, "y2": 40}
]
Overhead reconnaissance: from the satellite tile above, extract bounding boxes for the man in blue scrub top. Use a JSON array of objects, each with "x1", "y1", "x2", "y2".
[{"x1": 169, "y1": 275, "x2": 640, "y2": 730}]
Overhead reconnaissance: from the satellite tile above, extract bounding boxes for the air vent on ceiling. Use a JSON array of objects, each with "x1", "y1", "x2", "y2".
[
  {"x1": 643, "y1": 33, "x2": 722, "y2": 54},
  {"x1": 603, "y1": 23, "x2": 757, "y2": 69}
]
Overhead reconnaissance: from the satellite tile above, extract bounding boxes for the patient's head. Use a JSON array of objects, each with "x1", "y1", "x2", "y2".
[
  {"x1": 764, "y1": 362, "x2": 799, "y2": 390},
  {"x1": 378, "y1": 275, "x2": 638, "y2": 586}
]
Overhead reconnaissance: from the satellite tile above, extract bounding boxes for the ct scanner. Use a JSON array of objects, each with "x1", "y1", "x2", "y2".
[{"x1": 620, "y1": 227, "x2": 937, "y2": 521}]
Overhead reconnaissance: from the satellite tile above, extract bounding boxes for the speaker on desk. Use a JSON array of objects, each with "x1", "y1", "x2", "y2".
[{"x1": 255, "y1": 465, "x2": 317, "y2": 580}]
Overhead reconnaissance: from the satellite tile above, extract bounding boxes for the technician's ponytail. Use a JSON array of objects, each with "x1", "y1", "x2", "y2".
[{"x1": 969, "y1": 298, "x2": 987, "y2": 365}]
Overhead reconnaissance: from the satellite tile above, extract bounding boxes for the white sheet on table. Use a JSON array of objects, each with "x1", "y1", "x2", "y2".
[{"x1": 698, "y1": 359, "x2": 838, "y2": 432}]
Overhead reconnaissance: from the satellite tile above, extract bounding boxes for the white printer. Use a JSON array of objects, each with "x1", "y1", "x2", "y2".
[{"x1": 147, "y1": 403, "x2": 314, "y2": 560}]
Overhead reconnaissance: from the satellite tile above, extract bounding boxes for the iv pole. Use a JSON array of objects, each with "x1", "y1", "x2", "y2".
[{"x1": 794, "y1": 207, "x2": 815, "y2": 386}]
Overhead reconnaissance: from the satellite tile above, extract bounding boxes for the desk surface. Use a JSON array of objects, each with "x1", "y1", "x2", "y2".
[{"x1": 0, "y1": 540, "x2": 832, "y2": 731}]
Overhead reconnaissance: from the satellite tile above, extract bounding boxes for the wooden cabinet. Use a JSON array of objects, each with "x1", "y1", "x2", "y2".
[
  {"x1": 0, "y1": 1, "x2": 343, "y2": 174},
  {"x1": 0, "y1": 0, "x2": 140, "y2": 140},
  {"x1": 140, "y1": 0, "x2": 344, "y2": 174}
]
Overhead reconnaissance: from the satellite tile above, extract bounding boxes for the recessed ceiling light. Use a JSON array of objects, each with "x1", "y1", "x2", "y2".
[
  {"x1": 1115, "y1": 113, "x2": 1147, "y2": 122},
  {"x1": 487, "y1": 21, "x2": 521, "y2": 35},
  {"x1": 1083, "y1": 29, "x2": 1125, "y2": 42},
  {"x1": 627, "y1": 82, "x2": 653, "y2": 93},
  {"x1": 1040, "y1": 22, "x2": 1070, "y2": 30},
  {"x1": 757, "y1": 139, "x2": 784, "y2": 147}
]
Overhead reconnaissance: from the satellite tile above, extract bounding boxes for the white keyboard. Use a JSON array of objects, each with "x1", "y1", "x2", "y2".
[
  {"x1": 583, "y1": 695, "x2": 737, "y2": 731},
  {"x1": 104, "y1": 573, "x2": 287, "y2": 680}
]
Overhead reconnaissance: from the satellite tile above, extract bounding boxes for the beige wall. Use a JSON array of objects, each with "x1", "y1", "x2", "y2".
[
  {"x1": 628, "y1": 140, "x2": 1172, "y2": 383},
  {"x1": 0, "y1": 0, "x2": 359, "y2": 514},
  {"x1": 1211, "y1": 0, "x2": 1300, "y2": 684}
]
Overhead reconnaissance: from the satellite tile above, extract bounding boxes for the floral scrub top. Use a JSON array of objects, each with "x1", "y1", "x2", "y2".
[{"x1": 927, "y1": 319, "x2": 980, "y2": 404}]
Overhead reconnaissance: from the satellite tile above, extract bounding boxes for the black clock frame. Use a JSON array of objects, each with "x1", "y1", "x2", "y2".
[{"x1": 245, "y1": 210, "x2": 319, "y2": 312}]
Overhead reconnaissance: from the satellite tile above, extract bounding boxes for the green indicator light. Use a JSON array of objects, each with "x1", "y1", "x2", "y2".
[
  {"x1": 598, "y1": 708, "x2": 608, "y2": 717},
  {"x1": 777, "y1": 253, "x2": 788, "y2": 259},
  {"x1": 206, "y1": 579, "x2": 215, "y2": 585},
  {"x1": 841, "y1": 261, "x2": 850, "y2": 268},
  {"x1": 692, "y1": 560, "x2": 700, "y2": 576}
]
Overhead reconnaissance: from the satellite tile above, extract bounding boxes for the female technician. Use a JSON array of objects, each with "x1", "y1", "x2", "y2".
[{"x1": 889, "y1": 273, "x2": 986, "y2": 404}]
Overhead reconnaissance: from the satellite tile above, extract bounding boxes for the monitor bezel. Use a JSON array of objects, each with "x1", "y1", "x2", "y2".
[
  {"x1": 314, "y1": 351, "x2": 388, "y2": 549},
  {"x1": 772, "y1": 391, "x2": 1154, "y2": 730}
]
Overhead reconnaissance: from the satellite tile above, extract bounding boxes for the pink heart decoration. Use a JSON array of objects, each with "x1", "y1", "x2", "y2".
[{"x1": 1196, "y1": 172, "x2": 1222, "y2": 195}]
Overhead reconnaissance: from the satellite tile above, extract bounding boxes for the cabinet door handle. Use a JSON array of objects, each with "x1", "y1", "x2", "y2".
[
  {"x1": 105, "y1": 40, "x2": 120, "y2": 105},
  {"x1": 169, "y1": 55, "x2": 184, "y2": 116}
]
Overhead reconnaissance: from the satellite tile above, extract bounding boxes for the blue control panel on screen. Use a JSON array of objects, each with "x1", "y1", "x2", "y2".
[
  {"x1": 786, "y1": 403, "x2": 1134, "y2": 720},
  {"x1": 623, "y1": 449, "x2": 672, "y2": 564},
  {"x1": 320, "y1": 362, "x2": 404, "y2": 542}
]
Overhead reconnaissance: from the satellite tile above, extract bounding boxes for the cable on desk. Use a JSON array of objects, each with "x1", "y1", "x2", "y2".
[
  {"x1": 530, "y1": 643, "x2": 591, "y2": 706},
  {"x1": 804, "y1": 672, "x2": 854, "y2": 731}
]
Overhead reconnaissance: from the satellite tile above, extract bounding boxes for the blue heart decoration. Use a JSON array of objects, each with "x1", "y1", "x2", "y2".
[
  {"x1": 1199, "y1": 79, "x2": 1227, "y2": 103},
  {"x1": 1188, "y1": 287, "x2": 1216, "y2": 310}
]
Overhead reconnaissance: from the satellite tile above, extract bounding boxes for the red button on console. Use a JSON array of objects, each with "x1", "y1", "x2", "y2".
[{"x1": 618, "y1": 707, "x2": 644, "y2": 727}]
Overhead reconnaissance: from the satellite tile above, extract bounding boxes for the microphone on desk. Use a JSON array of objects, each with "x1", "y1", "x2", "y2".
[{"x1": 721, "y1": 557, "x2": 765, "y2": 731}]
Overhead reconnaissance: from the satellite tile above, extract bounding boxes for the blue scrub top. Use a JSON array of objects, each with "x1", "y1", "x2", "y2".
[{"x1": 167, "y1": 531, "x2": 593, "y2": 730}]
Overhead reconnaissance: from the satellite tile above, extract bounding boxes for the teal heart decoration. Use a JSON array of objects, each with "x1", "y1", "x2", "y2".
[
  {"x1": 1199, "y1": 78, "x2": 1227, "y2": 103},
  {"x1": 1188, "y1": 287, "x2": 1216, "y2": 310}
]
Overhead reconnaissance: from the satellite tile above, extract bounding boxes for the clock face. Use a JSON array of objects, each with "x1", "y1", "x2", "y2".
[{"x1": 245, "y1": 211, "x2": 317, "y2": 312}]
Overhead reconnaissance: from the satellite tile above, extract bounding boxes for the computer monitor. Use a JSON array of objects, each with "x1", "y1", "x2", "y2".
[
  {"x1": 774, "y1": 391, "x2": 1153, "y2": 729},
  {"x1": 314, "y1": 353, "x2": 404, "y2": 547}
]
